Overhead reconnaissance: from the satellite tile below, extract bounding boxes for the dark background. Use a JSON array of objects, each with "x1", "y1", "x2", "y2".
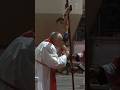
[
  {"x1": 86, "y1": 0, "x2": 120, "y2": 90},
  {"x1": 0, "y1": 0, "x2": 34, "y2": 48}
]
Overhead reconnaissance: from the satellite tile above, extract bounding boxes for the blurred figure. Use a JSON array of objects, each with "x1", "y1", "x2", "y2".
[
  {"x1": 0, "y1": 30, "x2": 34, "y2": 90},
  {"x1": 90, "y1": 56, "x2": 120, "y2": 90},
  {"x1": 76, "y1": 51, "x2": 85, "y2": 71}
]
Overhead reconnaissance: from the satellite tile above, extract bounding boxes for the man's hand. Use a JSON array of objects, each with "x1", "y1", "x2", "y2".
[
  {"x1": 61, "y1": 45, "x2": 70, "y2": 57},
  {"x1": 64, "y1": 50, "x2": 70, "y2": 57}
]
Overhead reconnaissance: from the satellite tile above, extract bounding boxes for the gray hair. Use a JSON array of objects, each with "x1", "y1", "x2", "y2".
[{"x1": 50, "y1": 32, "x2": 63, "y2": 40}]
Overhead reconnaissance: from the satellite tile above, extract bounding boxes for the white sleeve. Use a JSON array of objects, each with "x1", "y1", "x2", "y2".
[
  {"x1": 35, "y1": 46, "x2": 41, "y2": 62},
  {"x1": 41, "y1": 45, "x2": 67, "y2": 69}
]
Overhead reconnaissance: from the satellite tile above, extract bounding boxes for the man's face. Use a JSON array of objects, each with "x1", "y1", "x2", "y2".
[
  {"x1": 54, "y1": 39, "x2": 63, "y2": 48},
  {"x1": 57, "y1": 21, "x2": 65, "y2": 30}
]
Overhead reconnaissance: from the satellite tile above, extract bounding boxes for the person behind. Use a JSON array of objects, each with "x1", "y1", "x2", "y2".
[
  {"x1": 35, "y1": 32, "x2": 69, "y2": 90},
  {"x1": 102, "y1": 56, "x2": 120, "y2": 90},
  {"x1": 90, "y1": 56, "x2": 120, "y2": 90},
  {"x1": 0, "y1": 30, "x2": 34, "y2": 90}
]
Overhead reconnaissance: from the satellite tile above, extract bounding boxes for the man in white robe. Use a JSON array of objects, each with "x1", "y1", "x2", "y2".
[{"x1": 35, "y1": 32, "x2": 69, "y2": 90}]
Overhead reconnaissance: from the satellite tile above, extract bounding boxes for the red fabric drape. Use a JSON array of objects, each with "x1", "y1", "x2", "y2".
[
  {"x1": 22, "y1": 31, "x2": 34, "y2": 38},
  {"x1": 50, "y1": 69, "x2": 57, "y2": 90}
]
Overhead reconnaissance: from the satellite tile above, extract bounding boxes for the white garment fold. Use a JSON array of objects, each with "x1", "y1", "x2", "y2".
[{"x1": 35, "y1": 41, "x2": 67, "y2": 90}]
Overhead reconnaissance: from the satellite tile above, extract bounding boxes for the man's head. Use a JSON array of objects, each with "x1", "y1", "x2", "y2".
[
  {"x1": 56, "y1": 17, "x2": 65, "y2": 30},
  {"x1": 56, "y1": 17, "x2": 64, "y2": 24},
  {"x1": 49, "y1": 32, "x2": 64, "y2": 48}
]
